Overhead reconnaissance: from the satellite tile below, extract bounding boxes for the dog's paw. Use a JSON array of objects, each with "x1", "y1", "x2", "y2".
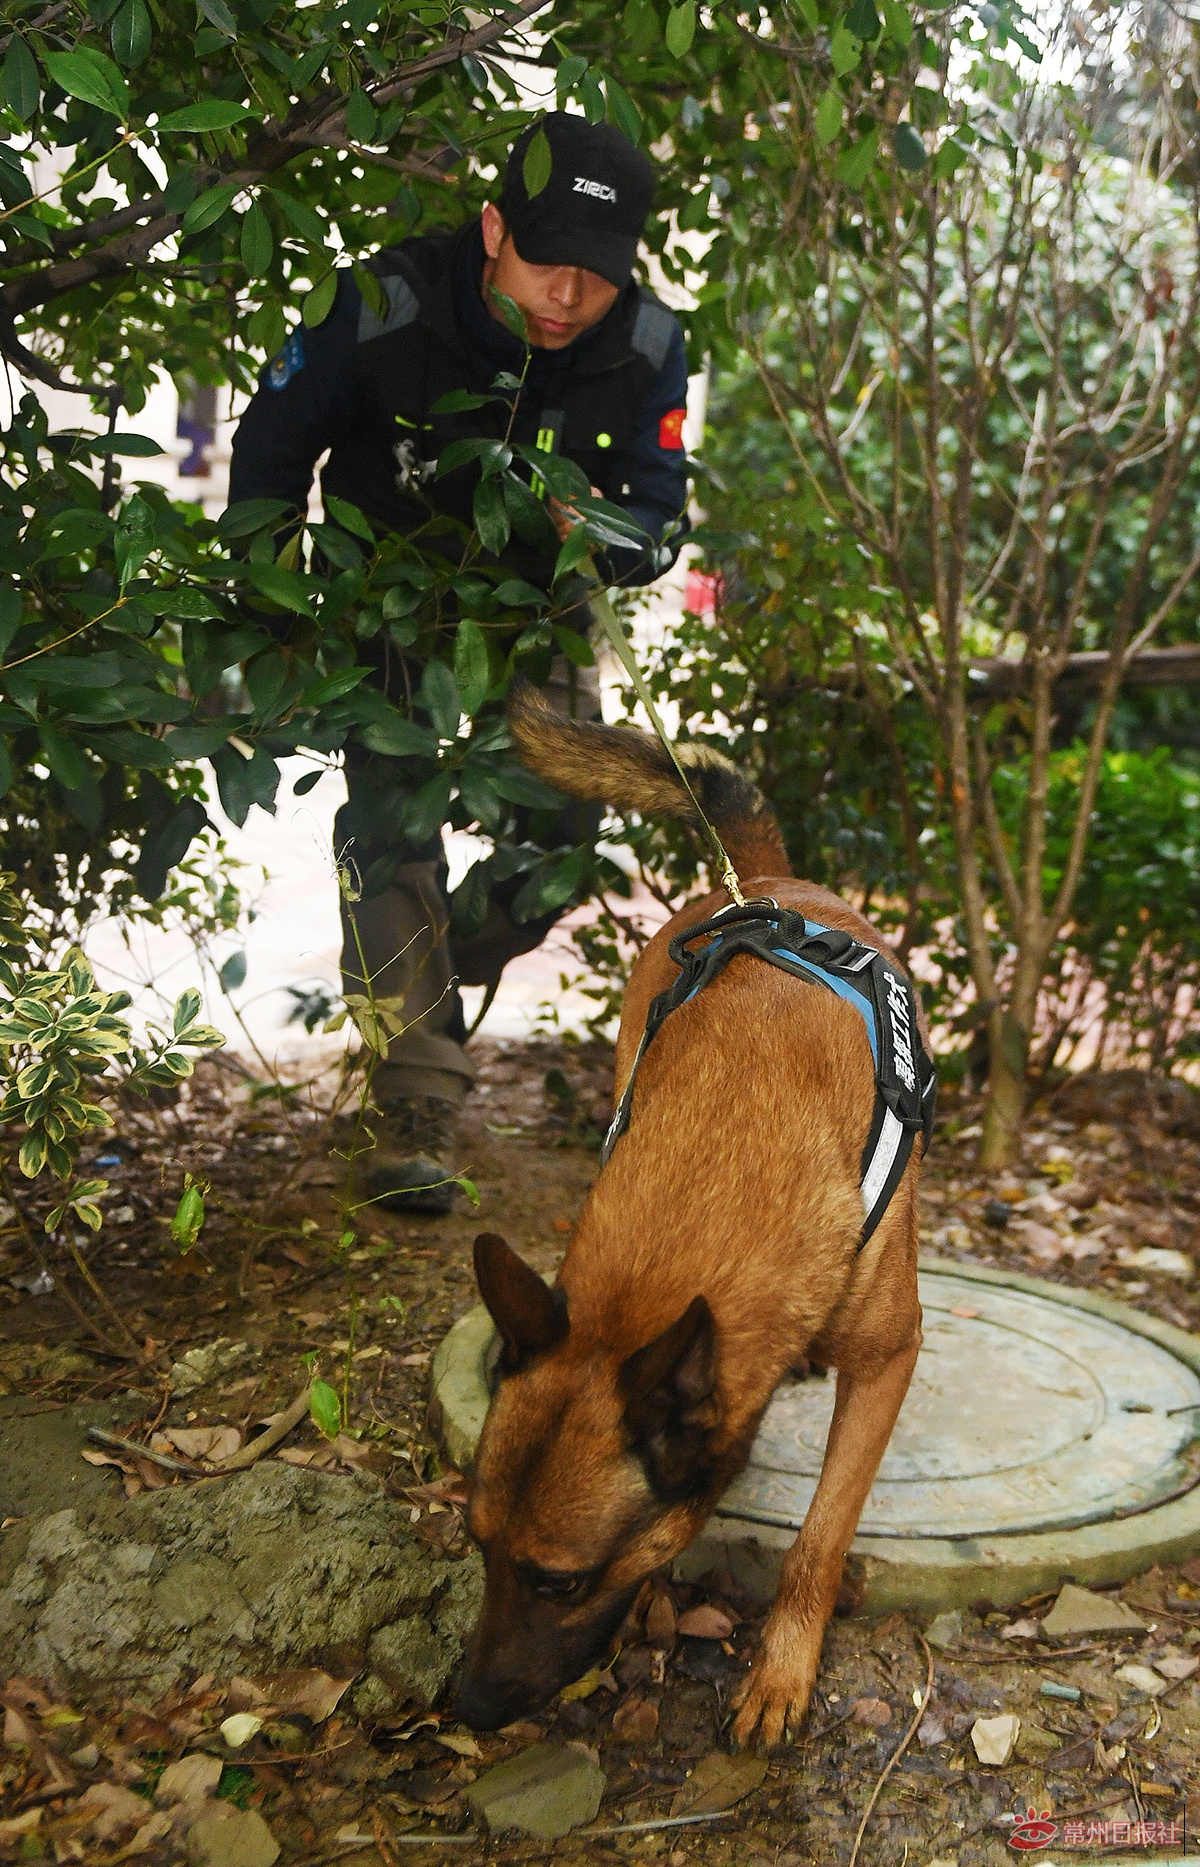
[{"x1": 729, "y1": 1644, "x2": 817, "y2": 1750}]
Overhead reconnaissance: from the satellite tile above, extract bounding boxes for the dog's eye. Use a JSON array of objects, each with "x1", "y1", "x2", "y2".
[{"x1": 525, "y1": 1566, "x2": 597, "y2": 1600}]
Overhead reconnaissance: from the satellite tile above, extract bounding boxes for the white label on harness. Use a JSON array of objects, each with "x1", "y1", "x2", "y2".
[
  {"x1": 884, "y1": 971, "x2": 918, "y2": 1096},
  {"x1": 861, "y1": 1107, "x2": 906, "y2": 1218},
  {"x1": 573, "y1": 177, "x2": 617, "y2": 202}
]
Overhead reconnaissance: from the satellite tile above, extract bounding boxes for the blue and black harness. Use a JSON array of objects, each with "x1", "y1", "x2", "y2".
[{"x1": 600, "y1": 900, "x2": 937, "y2": 1245}]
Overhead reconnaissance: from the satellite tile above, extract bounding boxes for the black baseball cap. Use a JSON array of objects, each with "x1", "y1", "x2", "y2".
[{"x1": 499, "y1": 112, "x2": 656, "y2": 289}]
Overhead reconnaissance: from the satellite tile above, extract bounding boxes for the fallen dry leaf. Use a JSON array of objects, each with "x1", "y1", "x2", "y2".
[
  {"x1": 645, "y1": 1593, "x2": 677, "y2": 1644},
  {"x1": 154, "y1": 1754, "x2": 223, "y2": 1807},
  {"x1": 850, "y1": 1697, "x2": 893, "y2": 1727},
  {"x1": 1153, "y1": 1654, "x2": 1199, "y2": 1682},
  {"x1": 0, "y1": 1809, "x2": 41, "y2": 1845},
  {"x1": 1001, "y1": 1618, "x2": 1041, "y2": 1640},
  {"x1": 671, "y1": 1750, "x2": 768, "y2": 1817},
  {"x1": 434, "y1": 1731, "x2": 483, "y2": 1758},
  {"x1": 612, "y1": 1697, "x2": 660, "y2": 1743},
  {"x1": 257, "y1": 1668, "x2": 354, "y2": 1723},
  {"x1": 154, "y1": 1425, "x2": 242, "y2": 1464},
  {"x1": 74, "y1": 1781, "x2": 155, "y2": 1842},
  {"x1": 676, "y1": 1604, "x2": 736, "y2": 1640}
]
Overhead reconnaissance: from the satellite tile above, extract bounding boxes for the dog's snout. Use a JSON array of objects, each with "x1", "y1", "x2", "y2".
[{"x1": 454, "y1": 1668, "x2": 545, "y2": 1731}]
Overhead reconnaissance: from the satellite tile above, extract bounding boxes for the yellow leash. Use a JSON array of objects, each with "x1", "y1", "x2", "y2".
[{"x1": 586, "y1": 579, "x2": 746, "y2": 908}]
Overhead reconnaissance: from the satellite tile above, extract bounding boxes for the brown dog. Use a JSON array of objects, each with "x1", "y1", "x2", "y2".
[{"x1": 455, "y1": 686, "x2": 926, "y2": 1746}]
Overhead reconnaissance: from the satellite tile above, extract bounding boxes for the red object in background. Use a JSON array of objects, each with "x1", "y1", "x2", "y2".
[
  {"x1": 685, "y1": 571, "x2": 721, "y2": 616},
  {"x1": 658, "y1": 407, "x2": 686, "y2": 450}
]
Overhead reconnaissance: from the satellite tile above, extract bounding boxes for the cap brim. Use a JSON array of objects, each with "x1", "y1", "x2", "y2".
[{"x1": 510, "y1": 223, "x2": 637, "y2": 289}]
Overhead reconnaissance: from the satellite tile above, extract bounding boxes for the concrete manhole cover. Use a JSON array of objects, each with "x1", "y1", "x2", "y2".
[
  {"x1": 431, "y1": 1258, "x2": 1200, "y2": 1612},
  {"x1": 726, "y1": 1269, "x2": 1200, "y2": 1538}
]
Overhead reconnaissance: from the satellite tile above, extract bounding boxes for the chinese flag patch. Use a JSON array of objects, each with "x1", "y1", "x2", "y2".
[{"x1": 658, "y1": 407, "x2": 686, "y2": 450}]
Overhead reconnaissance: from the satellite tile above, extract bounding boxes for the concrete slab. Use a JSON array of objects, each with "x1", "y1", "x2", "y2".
[{"x1": 429, "y1": 1257, "x2": 1200, "y2": 1614}]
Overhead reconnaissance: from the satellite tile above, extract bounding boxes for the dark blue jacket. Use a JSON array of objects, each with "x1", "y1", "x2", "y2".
[{"x1": 229, "y1": 220, "x2": 690, "y2": 589}]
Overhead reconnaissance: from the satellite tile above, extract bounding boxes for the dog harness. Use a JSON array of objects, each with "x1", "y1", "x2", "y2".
[{"x1": 600, "y1": 900, "x2": 937, "y2": 1245}]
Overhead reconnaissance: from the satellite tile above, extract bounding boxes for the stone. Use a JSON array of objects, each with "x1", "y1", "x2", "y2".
[
  {"x1": 1116, "y1": 1663, "x2": 1168, "y2": 1697},
  {"x1": 186, "y1": 1807, "x2": 280, "y2": 1867},
  {"x1": 0, "y1": 1461, "x2": 481, "y2": 1715},
  {"x1": 1154, "y1": 1654, "x2": 1199, "y2": 1681},
  {"x1": 970, "y1": 1713, "x2": 1020, "y2": 1766},
  {"x1": 1040, "y1": 1584, "x2": 1146, "y2": 1641},
  {"x1": 466, "y1": 1742, "x2": 605, "y2": 1838},
  {"x1": 168, "y1": 1340, "x2": 257, "y2": 1397},
  {"x1": 925, "y1": 1609, "x2": 964, "y2": 1650}
]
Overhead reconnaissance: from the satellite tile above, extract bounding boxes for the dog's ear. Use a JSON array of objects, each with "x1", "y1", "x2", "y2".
[
  {"x1": 474, "y1": 1232, "x2": 569, "y2": 1374},
  {"x1": 620, "y1": 1296, "x2": 720, "y2": 1500}
]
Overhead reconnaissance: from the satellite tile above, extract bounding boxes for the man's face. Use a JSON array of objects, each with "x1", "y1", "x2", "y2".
[{"x1": 481, "y1": 203, "x2": 620, "y2": 350}]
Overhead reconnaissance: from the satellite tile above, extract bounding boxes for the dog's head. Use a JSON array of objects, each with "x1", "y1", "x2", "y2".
[{"x1": 455, "y1": 1232, "x2": 723, "y2": 1730}]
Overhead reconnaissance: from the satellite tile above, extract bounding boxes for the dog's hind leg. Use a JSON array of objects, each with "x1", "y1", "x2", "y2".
[{"x1": 730, "y1": 1321, "x2": 920, "y2": 1749}]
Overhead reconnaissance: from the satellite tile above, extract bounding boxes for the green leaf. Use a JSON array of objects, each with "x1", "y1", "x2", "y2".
[
  {"x1": 358, "y1": 713, "x2": 438, "y2": 757},
  {"x1": 245, "y1": 561, "x2": 317, "y2": 616},
  {"x1": 665, "y1": 0, "x2": 696, "y2": 57},
  {"x1": 293, "y1": 768, "x2": 323, "y2": 795},
  {"x1": 300, "y1": 666, "x2": 369, "y2": 706},
  {"x1": 181, "y1": 181, "x2": 240, "y2": 235},
  {"x1": 845, "y1": 0, "x2": 881, "y2": 37},
  {"x1": 555, "y1": 52, "x2": 588, "y2": 100},
  {"x1": 490, "y1": 764, "x2": 567, "y2": 808},
  {"x1": 170, "y1": 1180, "x2": 205, "y2": 1250},
  {"x1": 836, "y1": 126, "x2": 879, "y2": 189},
  {"x1": 87, "y1": 431, "x2": 164, "y2": 456},
  {"x1": 814, "y1": 86, "x2": 843, "y2": 148},
  {"x1": 111, "y1": 0, "x2": 151, "y2": 66},
  {"x1": 310, "y1": 1379, "x2": 341, "y2": 1439},
  {"x1": 604, "y1": 76, "x2": 642, "y2": 143},
  {"x1": 173, "y1": 987, "x2": 203, "y2": 1034},
  {"x1": 303, "y1": 270, "x2": 339, "y2": 328},
  {"x1": 43, "y1": 47, "x2": 129, "y2": 118},
  {"x1": 240, "y1": 201, "x2": 273, "y2": 277},
  {"x1": 217, "y1": 497, "x2": 291, "y2": 538},
  {"x1": 19, "y1": 1132, "x2": 47, "y2": 1179},
  {"x1": 454, "y1": 619, "x2": 490, "y2": 717},
  {"x1": 486, "y1": 285, "x2": 529, "y2": 346},
  {"x1": 893, "y1": 122, "x2": 927, "y2": 170},
  {"x1": 523, "y1": 125, "x2": 552, "y2": 200},
  {"x1": 3, "y1": 38, "x2": 40, "y2": 120},
  {"x1": 324, "y1": 494, "x2": 374, "y2": 543},
  {"x1": 157, "y1": 98, "x2": 252, "y2": 132},
  {"x1": 218, "y1": 949, "x2": 246, "y2": 992},
  {"x1": 932, "y1": 135, "x2": 971, "y2": 180},
  {"x1": 246, "y1": 299, "x2": 287, "y2": 356},
  {"x1": 421, "y1": 658, "x2": 461, "y2": 739},
  {"x1": 197, "y1": 0, "x2": 238, "y2": 35},
  {"x1": 401, "y1": 770, "x2": 453, "y2": 845},
  {"x1": 270, "y1": 188, "x2": 326, "y2": 246},
  {"x1": 882, "y1": 0, "x2": 914, "y2": 43},
  {"x1": 830, "y1": 26, "x2": 861, "y2": 74},
  {"x1": 429, "y1": 389, "x2": 494, "y2": 415},
  {"x1": 553, "y1": 524, "x2": 593, "y2": 582},
  {"x1": 472, "y1": 475, "x2": 511, "y2": 556},
  {"x1": 345, "y1": 86, "x2": 377, "y2": 143}
]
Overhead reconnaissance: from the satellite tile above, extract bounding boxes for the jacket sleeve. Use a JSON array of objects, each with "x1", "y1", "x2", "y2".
[
  {"x1": 226, "y1": 276, "x2": 362, "y2": 516},
  {"x1": 602, "y1": 319, "x2": 692, "y2": 588}
]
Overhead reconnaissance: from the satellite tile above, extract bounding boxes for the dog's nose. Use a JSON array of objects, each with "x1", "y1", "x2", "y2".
[{"x1": 454, "y1": 1674, "x2": 525, "y2": 1731}]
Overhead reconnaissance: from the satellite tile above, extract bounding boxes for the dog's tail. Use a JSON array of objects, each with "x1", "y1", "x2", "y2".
[{"x1": 508, "y1": 679, "x2": 792, "y2": 882}]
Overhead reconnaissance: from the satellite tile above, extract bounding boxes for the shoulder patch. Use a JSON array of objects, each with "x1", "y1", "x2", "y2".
[
  {"x1": 631, "y1": 294, "x2": 675, "y2": 374},
  {"x1": 266, "y1": 330, "x2": 304, "y2": 391},
  {"x1": 358, "y1": 273, "x2": 420, "y2": 345},
  {"x1": 658, "y1": 407, "x2": 686, "y2": 450}
]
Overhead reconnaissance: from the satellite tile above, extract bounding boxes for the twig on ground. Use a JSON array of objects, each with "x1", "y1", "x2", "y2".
[
  {"x1": 85, "y1": 1427, "x2": 202, "y2": 1476},
  {"x1": 957, "y1": 1642, "x2": 1101, "y2": 1663},
  {"x1": 209, "y1": 1383, "x2": 312, "y2": 1471},
  {"x1": 848, "y1": 1631, "x2": 935, "y2": 1867},
  {"x1": 578, "y1": 1809, "x2": 737, "y2": 1836},
  {"x1": 67, "y1": 1239, "x2": 162, "y2": 1373}
]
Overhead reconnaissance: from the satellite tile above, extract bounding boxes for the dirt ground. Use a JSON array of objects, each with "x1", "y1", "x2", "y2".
[{"x1": 2, "y1": 1036, "x2": 1199, "y2": 1864}]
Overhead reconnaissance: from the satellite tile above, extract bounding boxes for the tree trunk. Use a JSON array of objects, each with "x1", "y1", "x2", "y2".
[{"x1": 979, "y1": 1007, "x2": 1031, "y2": 1169}]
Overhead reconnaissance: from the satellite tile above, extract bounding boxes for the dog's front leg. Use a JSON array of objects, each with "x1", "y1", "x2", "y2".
[{"x1": 731, "y1": 1328, "x2": 920, "y2": 1748}]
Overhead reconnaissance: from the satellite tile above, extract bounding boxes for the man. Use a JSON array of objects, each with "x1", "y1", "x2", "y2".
[{"x1": 228, "y1": 111, "x2": 690, "y2": 1209}]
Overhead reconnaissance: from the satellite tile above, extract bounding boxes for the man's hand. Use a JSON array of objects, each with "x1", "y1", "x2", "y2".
[{"x1": 549, "y1": 487, "x2": 603, "y2": 544}]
